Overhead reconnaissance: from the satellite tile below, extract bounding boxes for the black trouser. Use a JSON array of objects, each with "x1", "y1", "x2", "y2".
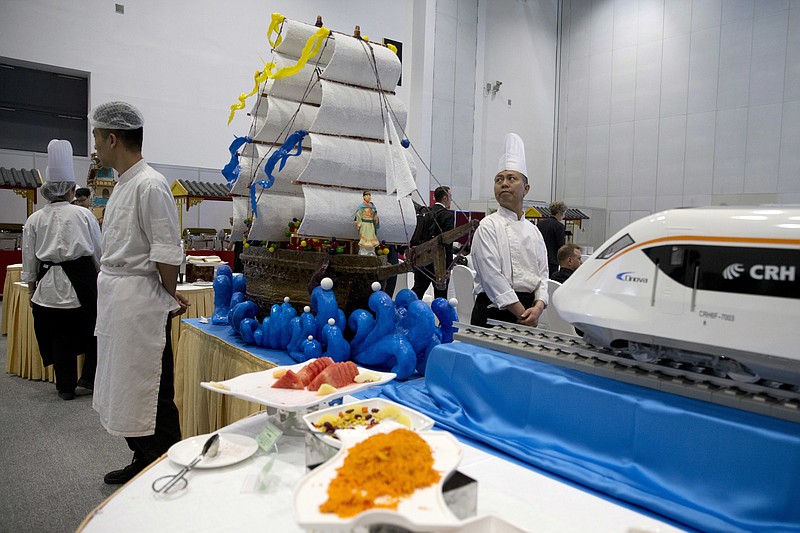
[
  {"x1": 470, "y1": 292, "x2": 536, "y2": 328},
  {"x1": 124, "y1": 319, "x2": 181, "y2": 464},
  {"x1": 411, "y1": 266, "x2": 449, "y2": 300},
  {"x1": 31, "y1": 303, "x2": 97, "y2": 394}
]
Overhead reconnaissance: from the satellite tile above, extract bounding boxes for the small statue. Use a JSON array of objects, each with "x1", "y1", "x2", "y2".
[{"x1": 354, "y1": 190, "x2": 379, "y2": 256}]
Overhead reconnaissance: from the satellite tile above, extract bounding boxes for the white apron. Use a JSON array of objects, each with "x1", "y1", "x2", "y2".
[{"x1": 93, "y1": 270, "x2": 179, "y2": 437}]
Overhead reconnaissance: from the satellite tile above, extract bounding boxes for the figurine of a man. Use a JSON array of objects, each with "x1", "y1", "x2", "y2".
[{"x1": 354, "y1": 190, "x2": 379, "y2": 256}]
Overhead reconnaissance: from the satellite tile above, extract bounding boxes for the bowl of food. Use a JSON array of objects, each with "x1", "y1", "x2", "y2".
[{"x1": 303, "y1": 398, "x2": 435, "y2": 448}]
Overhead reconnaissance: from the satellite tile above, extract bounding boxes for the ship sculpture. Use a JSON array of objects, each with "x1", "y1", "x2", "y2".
[{"x1": 224, "y1": 14, "x2": 473, "y2": 314}]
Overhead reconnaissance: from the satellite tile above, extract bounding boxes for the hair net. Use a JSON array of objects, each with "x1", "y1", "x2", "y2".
[
  {"x1": 89, "y1": 101, "x2": 144, "y2": 130},
  {"x1": 41, "y1": 181, "x2": 76, "y2": 202}
]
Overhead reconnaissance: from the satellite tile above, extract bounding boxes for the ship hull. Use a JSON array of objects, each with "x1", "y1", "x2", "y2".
[{"x1": 242, "y1": 247, "x2": 407, "y2": 316}]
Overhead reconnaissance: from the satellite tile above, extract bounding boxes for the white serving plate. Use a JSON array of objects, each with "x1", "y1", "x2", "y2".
[
  {"x1": 293, "y1": 428, "x2": 462, "y2": 531},
  {"x1": 167, "y1": 433, "x2": 258, "y2": 469},
  {"x1": 303, "y1": 398, "x2": 435, "y2": 448},
  {"x1": 200, "y1": 362, "x2": 396, "y2": 412}
]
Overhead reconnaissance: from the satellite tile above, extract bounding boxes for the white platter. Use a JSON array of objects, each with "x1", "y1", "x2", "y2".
[
  {"x1": 293, "y1": 429, "x2": 462, "y2": 531},
  {"x1": 200, "y1": 362, "x2": 396, "y2": 412},
  {"x1": 303, "y1": 398, "x2": 435, "y2": 448},
  {"x1": 167, "y1": 433, "x2": 258, "y2": 469}
]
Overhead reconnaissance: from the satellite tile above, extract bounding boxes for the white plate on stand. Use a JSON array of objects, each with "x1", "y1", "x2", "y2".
[{"x1": 200, "y1": 362, "x2": 396, "y2": 412}]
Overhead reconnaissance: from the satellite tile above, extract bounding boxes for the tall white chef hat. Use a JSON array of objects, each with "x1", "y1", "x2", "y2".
[
  {"x1": 496, "y1": 132, "x2": 528, "y2": 181},
  {"x1": 89, "y1": 101, "x2": 144, "y2": 130},
  {"x1": 45, "y1": 139, "x2": 75, "y2": 183}
]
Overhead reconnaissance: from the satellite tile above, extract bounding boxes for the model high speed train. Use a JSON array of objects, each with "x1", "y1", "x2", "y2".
[{"x1": 552, "y1": 207, "x2": 800, "y2": 387}]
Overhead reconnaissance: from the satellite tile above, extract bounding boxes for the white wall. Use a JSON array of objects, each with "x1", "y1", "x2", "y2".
[
  {"x1": 427, "y1": 0, "x2": 479, "y2": 208},
  {"x1": 0, "y1": 0, "x2": 417, "y2": 228},
  {"x1": 474, "y1": 0, "x2": 559, "y2": 204},
  {"x1": 556, "y1": 0, "x2": 800, "y2": 239}
]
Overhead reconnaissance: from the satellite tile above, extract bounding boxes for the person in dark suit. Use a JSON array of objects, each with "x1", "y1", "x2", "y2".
[
  {"x1": 551, "y1": 243, "x2": 582, "y2": 283},
  {"x1": 412, "y1": 186, "x2": 455, "y2": 300},
  {"x1": 537, "y1": 200, "x2": 566, "y2": 276}
]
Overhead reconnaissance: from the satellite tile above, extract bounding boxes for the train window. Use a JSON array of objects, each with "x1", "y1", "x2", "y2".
[
  {"x1": 597, "y1": 234, "x2": 634, "y2": 259},
  {"x1": 670, "y1": 246, "x2": 685, "y2": 266}
]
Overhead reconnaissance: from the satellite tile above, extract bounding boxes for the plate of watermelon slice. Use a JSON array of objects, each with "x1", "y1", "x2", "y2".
[{"x1": 200, "y1": 357, "x2": 396, "y2": 411}]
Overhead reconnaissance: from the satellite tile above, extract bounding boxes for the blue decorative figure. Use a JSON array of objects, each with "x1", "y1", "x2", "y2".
[
  {"x1": 322, "y1": 318, "x2": 350, "y2": 363},
  {"x1": 431, "y1": 297, "x2": 459, "y2": 344},
  {"x1": 352, "y1": 333, "x2": 416, "y2": 379},
  {"x1": 230, "y1": 300, "x2": 258, "y2": 335},
  {"x1": 311, "y1": 277, "x2": 345, "y2": 344},
  {"x1": 266, "y1": 303, "x2": 283, "y2": 349},
  {"x1": 347, "y1": 308, "x2": 375, "y2": 355},
  {"x1": 211, "y1": 275, "x2": 233, "y2": 325},
  {"x1": 227, "y1": 291, "x2": 247, "y2": 327},
  {"x1": 239, "y1": 317, "x2": 259, "y2": 344},
  {"x1": 217, "y1": 264, "x2": 233, "y2": 283},
  {"x1": 278, "y1": 297, "x2": 297, "y2": 349},
  {"x1": 290, "y1": 335, "x2": 322, "y2": 363},
  {"x1": 288, "y1": 306, "x2": 316, "y2": 354},
  {"x1": 232, "y1": 273, "x2": 246, "y2": 294},
  {"x1": 358, "y1": 283, "x2": 396, "y2": 353}
]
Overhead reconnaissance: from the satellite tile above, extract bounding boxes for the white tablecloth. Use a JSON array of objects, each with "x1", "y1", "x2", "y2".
[{"x1": 79, "y1": 407, "x2": 681, "y2": 532}]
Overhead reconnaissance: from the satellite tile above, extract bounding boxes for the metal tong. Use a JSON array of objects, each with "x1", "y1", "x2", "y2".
[{"x1": 152, "y1": 433, "x2": 221, "y2": 494}]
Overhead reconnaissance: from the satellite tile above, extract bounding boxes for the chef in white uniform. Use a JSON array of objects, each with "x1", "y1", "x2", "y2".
[
  {"x1": 470, "y1": 133, "x2": 549, "y2": 328},
  {"x1": 89, "y1": 101, "x2": 189, "y2": 485}
]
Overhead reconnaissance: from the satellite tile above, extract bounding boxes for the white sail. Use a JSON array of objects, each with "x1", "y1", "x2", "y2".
[
  {"x1": 250, "y1": 95, "x2": 318, "y2": 144},
  {"x1": 263, "y1": 53, "x2": 324, "y2": 105},
  {"x1": 297, "y1": 186, "x2": 416, "y2": 244},
  {"x1": 321, "y1": 33, "x2": 401, "y2": 91},
  {"x1": 295, "y1": 133, "x2": 416, "y2": 192},
  {"x1": 248, "y1": 193, "x2": 306, "y2": 242},
  {"x1": 311, "y1": 80, "x2": 406, "y2": 141},
  {"x1": 273, "y1": 19, "x2": 335, "y2": 65}
]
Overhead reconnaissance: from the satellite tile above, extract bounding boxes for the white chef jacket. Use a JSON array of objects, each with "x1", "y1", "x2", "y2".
[
  {"x1": 21, "y1": 202, "x2": 102, "y2": 308},
  {"x1": 93, "y1": 159, "x2": 183, "y2": 437},
  {"x1": 471, "y1": 206, "x2": 549, "y2": 309}
]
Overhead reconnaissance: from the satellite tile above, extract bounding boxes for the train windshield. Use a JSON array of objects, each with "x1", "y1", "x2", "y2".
[{"x1": 597, "y1": 233, "x2": 634, "y2": 259}]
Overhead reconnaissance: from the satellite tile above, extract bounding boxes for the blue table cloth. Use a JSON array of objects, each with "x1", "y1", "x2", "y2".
[
  {"x1": 183, "y1": 318, "x2": 296, "y2": 366},
  {"x1": 368, "y1": 342, "x2": 800, "y2": 533}
]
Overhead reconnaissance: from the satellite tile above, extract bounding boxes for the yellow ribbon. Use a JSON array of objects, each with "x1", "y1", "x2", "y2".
[
  {"x1": 228, "y1": 19, "x2": 331, "y2": 125},
  {"x1": 267, "y1": 13, "x2": 285, "y2": 49},
  {"x1": 386, "y1": 43, "x2": 397, "y2": 54}
]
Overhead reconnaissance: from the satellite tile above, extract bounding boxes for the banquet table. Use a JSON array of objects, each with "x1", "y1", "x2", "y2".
[
  {"x1": 77, "y1": 408, "x2": 682, "y2": 533},
  {"x1": 1, "y1": 263, "x2": 22, "y2": 334},
  {"x1": 4, "y1": 282, "x2": 213, "y2": 383},
  {"x1": 152, "y1": 320, "x2": 800, "y2": 532}
]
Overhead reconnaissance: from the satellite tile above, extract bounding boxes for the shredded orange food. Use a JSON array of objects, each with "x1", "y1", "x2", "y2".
[{"x1": 320, "y1": 428, "x2": 441, "y2": 518}]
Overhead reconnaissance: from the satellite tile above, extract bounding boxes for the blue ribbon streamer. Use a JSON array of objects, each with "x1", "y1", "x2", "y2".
[
  {"x1": 250, "y1": 130, "x2": 309, "y2": 217},
  {"x1": 221, "y1": 135, "x2": 252, "y2": 188}
]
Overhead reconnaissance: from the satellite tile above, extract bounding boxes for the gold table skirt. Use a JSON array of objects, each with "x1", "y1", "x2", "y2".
[
  {"x1": 174, "y1": 321, "x2": 275, "y2": 438},
  {"x1": 4, "y1": 282, "x2": 213, "y2": 383},
  {"x1": 1, "y1": 264, "x2": 22, "y2": 335}
]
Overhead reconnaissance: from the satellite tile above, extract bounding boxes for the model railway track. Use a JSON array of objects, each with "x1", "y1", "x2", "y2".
[{"x1": 453, "y1": 320, "x2": 800, "y2": 424}]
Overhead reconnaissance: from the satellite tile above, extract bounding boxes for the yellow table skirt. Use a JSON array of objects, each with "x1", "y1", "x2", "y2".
[
  {"x1": 4, "y1": 282, "x2": 83, "y2": 381},
  {"x1": 5, "y1": 282, "x2": 212, "y2": 384},
  {"x1": 1, "y1": 264, "x2": 22, "y2": 335},
  {"x1": 175, "y1": 321, "x2": 275, "y2": 439}
]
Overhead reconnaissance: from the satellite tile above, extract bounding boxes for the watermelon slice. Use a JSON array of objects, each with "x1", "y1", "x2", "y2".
[
  {"x1": 271, "y1": 369, "x2": 304, "y2": 389},
  {"x1": 296, "y1": 357, "x2": 334, "y2": 387},
  {"x1": 308, "y1": 361, "x2": 359, "y2": 391}
]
